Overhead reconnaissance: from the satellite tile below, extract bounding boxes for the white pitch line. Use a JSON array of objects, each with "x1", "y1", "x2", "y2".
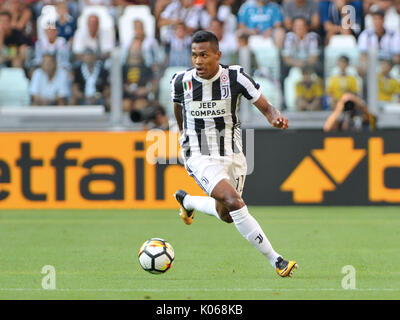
[{"x1": 0, "y1": 288, "x2": 399, "y2": 292}]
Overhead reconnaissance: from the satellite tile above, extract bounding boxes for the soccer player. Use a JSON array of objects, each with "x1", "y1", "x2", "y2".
[{"x1": 171, "y1": 30, "x2": 297, "y2": 277}]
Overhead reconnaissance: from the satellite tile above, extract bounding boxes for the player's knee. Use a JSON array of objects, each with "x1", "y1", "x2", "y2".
[{"x1": 224, "y1": 196, "x2": 245, "y2": 212}]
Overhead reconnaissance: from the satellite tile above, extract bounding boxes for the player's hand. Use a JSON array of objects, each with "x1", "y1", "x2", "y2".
[{"x1": 272, "y1": 115, "x2": 289, "y2": 129}]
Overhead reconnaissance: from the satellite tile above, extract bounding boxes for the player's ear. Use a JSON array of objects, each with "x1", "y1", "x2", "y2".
[{"x1": 216, "y1": 50, "x2": 222, "y2": 60}]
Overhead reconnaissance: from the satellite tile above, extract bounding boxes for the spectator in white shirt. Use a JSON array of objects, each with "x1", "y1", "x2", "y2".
[
  {"x1": 122, "y1": 19, "x2": 161, "y2": 74},
  {"x1": 365, "y1": 1, "x2": 400, "y2": 31},
  {"x1": 164, "y1": 22, "x2": 192, "y2": 67},
  {"x1": 231, "y1": 30, "x2": 259, "y2": 75},
  {"x1": 198, "y1": 0, "x2": 238, "y2": 37},
  {"x1": 282, "y1": 16, "x2": 320, "y2": 77},
  {"x1": 31, "y1": 24, "x2": 70, "y2": 71},
  {"x1": 158, "y1": 0, "x2": 201, "y2": 42},
  {"x1": 29, "y1": 53, "x2": 70, "y2": 106},
  {"x1": 72, "y1": 14, "x2": 115, "y2": 62},
  {"x1": 357, "y1": 6, "x2": 400, "y2": 76},
  {"x1": 208, "y1": 18, "x2": 237, "y2": 66}
]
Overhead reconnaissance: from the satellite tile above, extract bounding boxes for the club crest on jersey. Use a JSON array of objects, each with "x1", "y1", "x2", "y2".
[
  {"x1": 220, "y1": 72, "x2": 230, "y2": 98},
  {"x1": 221, "y1": 85, "x2": 230, "y2": 98}
]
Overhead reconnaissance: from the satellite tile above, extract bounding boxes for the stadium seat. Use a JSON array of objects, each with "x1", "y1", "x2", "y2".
[
  {"x1": 118, "y1": 5, "x2": 156, "y2": 49},
  {"x1": 253, "y1": 76, "x2": 282, "y2": 110},
  {"x1": 158, "y1": 66, "x2": 187, "y2": 117},
  {"x1": 248, "y1": 36, "x2": 280, "y2": 81},
  {"x1": 283, "y1": 67, "x2": 303, "y2": 111},
  {"x1": 328, "y1": 35, "x2": 357, "y2": 48},
  {"x1": 36, "y1": 5, "x2": 58, "y2": 42},
  {"x1": 324, "y1": 35, "x2": 359, "y2": 77},
  {"x1": 0, "y1": 68, "x2": 30, "y2": 106},
  {"x1": 77, "y1": 5, "x2": 114, "y2": 31},
  {"x1": 123, "y1": 4, "x2": 151, "y2": 16}
]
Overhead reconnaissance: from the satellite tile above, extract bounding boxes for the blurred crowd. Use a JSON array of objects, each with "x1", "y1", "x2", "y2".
[{"x1": 0, "y1": 0, "x2": 400, "y2": 130}]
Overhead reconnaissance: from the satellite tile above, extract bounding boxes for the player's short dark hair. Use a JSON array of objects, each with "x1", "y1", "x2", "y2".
[{"x1": 192, "y1": 30, "x2": 219, "y2": 52}]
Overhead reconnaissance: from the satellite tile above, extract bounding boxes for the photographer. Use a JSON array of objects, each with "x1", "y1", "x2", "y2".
[
  {"x1": 323, "y1": 92, "x2": 375, "y2": 132},
  {"x1": 130, "y1": 101, "x2": 170, "y2": 130}
]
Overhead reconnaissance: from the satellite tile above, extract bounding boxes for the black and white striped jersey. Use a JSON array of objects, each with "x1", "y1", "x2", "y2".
[{"x1": 170, "y1": 64, "x2": 261, "y2": 159}]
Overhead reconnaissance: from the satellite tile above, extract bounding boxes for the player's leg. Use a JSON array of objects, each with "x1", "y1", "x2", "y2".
[
  {"x1": 211, "y1": 179, "x2": 280, "y2": 267},
  {"x1": 175, "y1": 190, "x2": 232, "y2": 223},
  {"x1": 175, "y1": 190, "x2": 221, "y2": 223},
  {"x1": 212, "y1": 179, "x2": 298, "y2": 276},
  {"x1": 174, "y1": 157, "x2": 228, "y2": 223}
]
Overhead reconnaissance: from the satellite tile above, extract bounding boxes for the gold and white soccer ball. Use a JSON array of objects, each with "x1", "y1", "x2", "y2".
[{"x1": 138, "y1": 238, "x2": 175, "y2": 274}]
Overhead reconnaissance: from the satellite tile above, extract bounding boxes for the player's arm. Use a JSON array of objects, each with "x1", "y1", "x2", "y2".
[
  {"x1": 253, "y1": 94, "x2": 289, "y2": 129},
  {"x1": 171, "y1": 71, "x2": 184, "y2": 132},
  {"x1": 174, "y1": 103, "x2": 183, "y2": 132}
]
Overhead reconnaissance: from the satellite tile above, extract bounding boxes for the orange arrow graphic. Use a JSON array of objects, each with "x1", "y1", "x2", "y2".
[
  {"x1": 312, "y1": 138, "x2": 366, "y2": 184},
  {"x1": 281, "y1": 156, "x2": 336, "y2": 203}
]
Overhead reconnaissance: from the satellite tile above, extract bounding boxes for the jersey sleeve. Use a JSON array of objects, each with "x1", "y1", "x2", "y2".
[
  {"x1": 235, "y1": 67, "x2": 262, "y2": 103},
  {"x1": 170, "y1": 72, "x2": 184, "y2": 104}
]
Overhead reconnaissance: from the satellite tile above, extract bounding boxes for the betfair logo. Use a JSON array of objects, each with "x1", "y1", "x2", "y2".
[
  {"x1": 281, "y1": 137, "x2": 400, "y2": 203},
  {"x1": 281, "y1": 138, "x2": 364, "y2": 202}
]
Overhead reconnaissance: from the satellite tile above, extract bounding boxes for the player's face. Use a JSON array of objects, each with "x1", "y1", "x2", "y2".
[{"x1": 191, "y1": 42, "x2": 221, "y2": 80}]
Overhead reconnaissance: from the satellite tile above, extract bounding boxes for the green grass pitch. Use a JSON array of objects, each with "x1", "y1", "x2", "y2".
[{"x1": 0, "y1": 207, "x2": 399, "y2": 300}]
